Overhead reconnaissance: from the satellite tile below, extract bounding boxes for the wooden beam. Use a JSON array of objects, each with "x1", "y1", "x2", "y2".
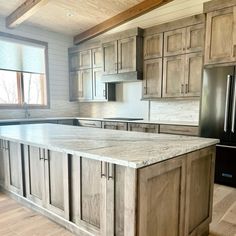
[
  {"x1": 73, "y1": 0, "x2": 173, "y2": 45},
  {"x1": 6, "y1": 0, "x2": 49, "y2": 28}
]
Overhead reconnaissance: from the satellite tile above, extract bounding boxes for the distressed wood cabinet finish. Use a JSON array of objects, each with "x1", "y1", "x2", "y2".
[
  {"x1": 77, "y1": 69, "x2": 93, "y2": 100},
  {"x1": 163, "y1": 53, "x2": 203, "y2": 98},
  {"x1": 69, "y1": 52, "x2": 80, "y2": 71},
  {"x1": 160, "y1": 124, "x2": 199, "y2": 136},
  {"x1": 143, "y1": 33, "x2": 163, "y2": 59},
  {"x1": 128, "y1": 123, "x2": 159, "y2": 133},
  {"x1": 137, "y1": 146, "x2": 215, "y2": 236},
  {"x1": 93, "y1": 68, "x2": 106, "y2": 101},
  {"x1": 205, "y1": 6, "x2": 236, "y2": 65},
  {"x1": 77, "y1": 119, "x2": 102, "y2": 128},
  {"x1": 5, "y1": 141, "x2": 23, "y2": 196},
  {"x1": 24, "y1": 146, "x2": 69, "y2": 219},
  {"x1": 164, "y1": 28, "x2": 186, "y2": 56},
  {"x1": 138, "y1": 155, "x2": 186, "y2": 236},
  {"x1": 102, "y1": 40, "x2": 118, "y2": 75},
  {"x1": 143, "y1": 58, "x2": 162, "y2": 99},
  {"x1": 79, "y1": 50, "x2": 92, "y2": 69},
  {"x1": 92, "y1": 48, "x2": 102, "y2": 68},
  {"x1": 102, "y1": 121, "x2": 128, "y2": 130},
  {"x1": 163, "y1": 55, "x2": 185, "y2": 98}
]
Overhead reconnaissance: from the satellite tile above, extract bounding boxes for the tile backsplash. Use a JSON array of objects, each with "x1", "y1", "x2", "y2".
[{"x1": 79, "y1": 82, "x2": 200, "y2": 123}]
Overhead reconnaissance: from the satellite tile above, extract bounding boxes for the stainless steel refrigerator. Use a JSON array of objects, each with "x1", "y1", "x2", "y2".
[{"x1": 200, "y1": 66, "x2": 236, "y2": 187}]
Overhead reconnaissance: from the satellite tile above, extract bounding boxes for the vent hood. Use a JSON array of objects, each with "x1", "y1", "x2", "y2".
[{"x1": 101, "y1": 71, "x2": 143, "y2": 83}]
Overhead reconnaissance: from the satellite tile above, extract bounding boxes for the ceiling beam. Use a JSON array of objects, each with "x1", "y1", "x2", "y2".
[
  {"x1": 6, "y1": 0, "x2": 49, "y2": 28},
  {"x1": 74, "y1": 0, "x2": 173, "y2": 45}
]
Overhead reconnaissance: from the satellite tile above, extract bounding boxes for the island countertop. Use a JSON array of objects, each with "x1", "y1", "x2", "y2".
[{"x1": 0, "y1": 123, "x2": 218, "y2": 168}]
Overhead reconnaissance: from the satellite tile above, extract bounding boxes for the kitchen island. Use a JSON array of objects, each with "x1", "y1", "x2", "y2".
[{"x1": 0, "y1": 124, "x2": 218, "y2": 236}]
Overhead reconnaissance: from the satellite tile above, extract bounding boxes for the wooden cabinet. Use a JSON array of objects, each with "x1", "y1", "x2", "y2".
[
  {"x1": 164, "y1": 28, "x2": 186, "y2": 56},
  {"x1": 185, "y1": 147, "x2": 215, "y2": 236},
  {"x1": 79, "y1": 50, "x2": 92, "y2": 69},
  {"x1": 160, "y1": 124, "x2": 199, "y2": 136},
  {"x1": 93, "y1": 68, "x2": 106, "y2": 101},
  {"x1": 164, "y1": 24, "x2": 204, "y2": 57},
  {"x1": 78, "y1": 69, "x2": 93, "y2": 100},
  {"x1": 102, "y1": 41, "x2": 118, "y2": 75},
  {"x1": 71, "y1": 157, "x2": 115, "y2": 235},
  {"x1": 144, "y1": 33, "x2": 163, "y2": 59},
  {"x1": 92, "y1": 48, "x2": 102, "y2": 68},
  {"x1": 0, "y1": 140, "x2": 7, "y2": 188},
  {"x1": 4, "y1": 141, "x2": 24, "y2": 195},
  {"x1": 69, "y1": 52, "x2": 79, "y2": 71},
  {"x1": 205, "y1": 7, "x2": 236, "y2": 65},
  {"x1": 102, "y1": 121, "x2": 128, "y2": 130},
  {"x1": 138, "y1": 155, "x2": 186, "y2": 236},
  {"x1": 143, "y1": 58, "x2": 162, "y2": 99},
  {"x1": 77, "y1": 119, "x2": 102, "y2": 128},
  {"x1": 163, "y1": 55, "x2": 185, "y2": 98},
  {"x1": 102, "y1": 33, "x2": 143, "y2": 77},
  {"x1": 24, "y1": 145, "x2": 69, "y2": 219},
  {"x1": 128, "y1": 123, "x2": 159, "y2": 133},
  {"x1": 163, "y1": 53, "x2": 203, "y2": 98}
]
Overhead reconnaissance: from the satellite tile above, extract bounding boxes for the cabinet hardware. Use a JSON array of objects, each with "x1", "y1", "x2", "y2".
[
  {"x1": 39, "y1": 149, "x2": 44, "y2": 160},
  {"x1": 181, "y1": 84, "x2": 184, "y2": 94},
  {"x1": 185, "y1": 84, "x2": 188, "y2": 93},
  {"x1": 107, "y1": 163, "x2": 114, "y2": 180},
  {"x1": 101, "y1": 162, "x2": 107, "y2": 178}
]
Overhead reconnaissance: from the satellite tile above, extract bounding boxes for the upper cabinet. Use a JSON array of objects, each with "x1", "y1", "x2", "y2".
[
  {"x1": 204, "y1": 3, "x2": 236, "y2": 65},
  {"x1": 101, "y1": 28, "x2": 143, "y2": 82},
  {"x1": 143, "y1": 33, "x2": 163, "y2": 60},
  {"x1": 143, "y1": 14, "x2": 205, "y2": 100},
  {"x1": 68, "y1": 44, "x2": 116, "y2": 102}
]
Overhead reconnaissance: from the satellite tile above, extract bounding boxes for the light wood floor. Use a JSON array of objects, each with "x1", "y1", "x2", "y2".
[{"x1": 0, "y1": 184, "x2": 235, "y2": 236}]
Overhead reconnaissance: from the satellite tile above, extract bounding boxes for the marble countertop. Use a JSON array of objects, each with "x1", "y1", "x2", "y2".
[
  {"x1": 0, "y1": 124, "x2": 217, "y2": 168},
  {"x1": 0, "y1": 117, "x2": 198, "y2": 126}
]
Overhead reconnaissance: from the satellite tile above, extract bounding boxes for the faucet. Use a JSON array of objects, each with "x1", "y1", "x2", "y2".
[{"x1": 23, "y1": 102, "x2": 30, "y2": 119}]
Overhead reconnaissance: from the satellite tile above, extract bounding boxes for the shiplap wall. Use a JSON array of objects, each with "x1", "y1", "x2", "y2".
[
  {"x1": 0, "y1": 17, "x2": 79, "y2": 119},
  {"x1": 79, "y1": 82, "x2": 200, "y2": 122}
]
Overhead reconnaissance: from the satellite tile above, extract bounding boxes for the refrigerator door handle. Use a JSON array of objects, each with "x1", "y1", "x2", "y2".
[
  {"x1": 224, "y1": 75, "x2": 231, "y2": 132},
  {"x1": 232, "y1": 76, "x2": 236, "y2": 133}
]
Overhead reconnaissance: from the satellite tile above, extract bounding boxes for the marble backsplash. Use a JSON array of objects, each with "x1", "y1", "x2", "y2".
[{"x1": 78, "y1": 82, "x2": 200, "y2": 123}]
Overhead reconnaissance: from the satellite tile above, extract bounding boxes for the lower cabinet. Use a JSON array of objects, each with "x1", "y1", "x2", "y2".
[
  {"x1": 128, "y1": 123, "x2": 159, "y2": 133},
  {"x1": 160, "y1": 124, "x2": 199, "y2": 136},
  {"x1": 24, "y1": 145, "x2": 69, "y2": 219},
  {"x1": 102, "y1": 121, "x2": 128, "y2": 130}
]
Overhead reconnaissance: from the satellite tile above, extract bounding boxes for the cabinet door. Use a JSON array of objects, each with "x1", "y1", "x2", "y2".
[
  {"x1": 102, "y1": 121, "x2": 127, "y2": 130},
  {"x1": 184, "y1": 52, "x2": 203, "y2": 97},
  {"x1": 92, "y1": 48, "x2": 103, "y2": 68},
  {"x1": 69, "y1": 72, "x2": 79, "y2": 101},
  {"x1": 143, "y1": 58, "x2": 162, "y2": 99},
  {"x1": 205, "y1": 7, "x2": 236, "y2": 65},
  {"x1": 6, "y1": 141, "x2": 23, "y2": 195},
  {"x1": 71, "y1": 157, "x2": 114, "y2": 236},
  {"x1": 163, "y1": 55, "x2": 185, "y2": 98},
  {"x1": 138, "y1": 155, "x2": 186, "y2": 236},
  {"x1": 0, "y1": 140, "x2": 7, "y2": 188},
  {"x1": 186, "y1": 24, "x2": 205, "y2": 53},
  {"x1": 44, "y1": 150, "x2": 69, "y2": 219},
  {"x1": 24, "y1": 145, "x2": 45, "y2": 206},
  {"x1": 144, "y1": 33, "x2": 163, "y2": 59},
  {"x1": 164, "y1": 28, "x2": 186, "y2": 56},
  {"x1": 69, "y1": 52, "x2": 79, "y2": 71},
  {"x1": 128, "y1": 123, "x2": 159, "y2": 133},
  {"x1": 78, "y1": 69, "x2": 93, "y2": 100},
  {"x1": 93, "y1": 68, "x2": 106, "y2": 101},
  {"x1": 79, "y1": 50, "x2": 91, "y2": 69},
  {"x1": 118, "y1": 37, "x2": 136, "y2": 73},
  {"x1": 185, "y1": 147, "x2": 215, "y2": 236},
  {"x1": 102, "y1": 41, "x2": 118, "y2": 75}
]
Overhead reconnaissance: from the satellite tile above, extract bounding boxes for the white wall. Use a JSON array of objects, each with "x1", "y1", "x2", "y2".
[{"x1": 0, "y1": 17, "x2": 79, "y2": 119}]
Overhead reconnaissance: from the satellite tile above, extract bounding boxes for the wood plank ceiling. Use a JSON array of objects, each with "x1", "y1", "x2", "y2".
[{"x1": 0, "y1": 0, "x2": 210, "y2": 39}]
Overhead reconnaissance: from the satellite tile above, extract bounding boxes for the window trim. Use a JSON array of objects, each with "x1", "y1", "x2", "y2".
[{"x1": 0, "y1": 31, "x2": 50, "y2": 109}]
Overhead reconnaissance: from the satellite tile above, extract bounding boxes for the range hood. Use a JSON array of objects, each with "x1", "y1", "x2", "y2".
[{"x1": 101, "y1": 71, "x2": 143, "y2": 83}]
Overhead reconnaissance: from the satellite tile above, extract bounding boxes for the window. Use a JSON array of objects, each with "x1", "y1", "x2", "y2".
[{"x1": 0, "y1": 33, "x2": 48, "y2": 108}]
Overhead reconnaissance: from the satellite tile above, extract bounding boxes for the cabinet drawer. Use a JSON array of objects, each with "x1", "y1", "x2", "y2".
[
  {"x1": 102, "y1": 121, "x2": 128, "y2": 130},
  {"x1": 128, "y1": 123, "x2": 159, "y2": 133},
  {"x1": 159, "y1": 125, "x2": 199, "y2": 136},
  {"x1": 78, "y1": 120, "x2": 102, "y2": 128}
]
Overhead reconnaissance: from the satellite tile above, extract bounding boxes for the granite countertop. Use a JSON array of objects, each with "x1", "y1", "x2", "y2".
[
  {"x1": 0, "y1": 117, "x2": 199, "y2": 126},
  {"x1": 0, "y1": 124, "x2": 218, "y2": 168}
]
